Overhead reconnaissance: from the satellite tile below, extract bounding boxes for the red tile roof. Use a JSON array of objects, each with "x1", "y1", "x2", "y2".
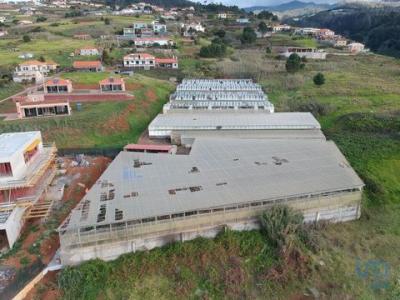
[
  {"x1": 46, "y1": 78, "x2": 71, "y2": 86},
  {"x1": 124, "y1": 53, "x2": 155, "y2": 60},
  {"x1": 99, "y1": 77, "x2": 124, "y2": 85},
  {"x1": 73, "y1": 60, "x2": 102, "y2": 69},
  {"x1": 155, "y1": 57, "x2": 178, "y2": 64}
]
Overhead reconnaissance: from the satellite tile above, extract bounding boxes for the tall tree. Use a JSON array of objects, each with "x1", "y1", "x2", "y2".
[
  {"x1": 258, "y1": 21, "x2": 268, "y2": 34},
  {"x1": 285, "y1": 53, "x2": 304, "y2": 73},
  {"x1": 240, "y1": 27, "x2": 257, "y2": 44}
]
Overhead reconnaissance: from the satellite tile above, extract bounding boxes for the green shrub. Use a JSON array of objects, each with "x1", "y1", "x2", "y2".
[
  {"x1": 313, "y1": 72, "x2": 325, "y2": 86},
  {"x1": 20, "y1": 256, "x2": 31, "y2": 266},
  {"x1": 260, "y1": 205, "x2": 304, "y2": 250},
  {"x1": 285, "y1": 53, "x2": 304, "y2": 73}
]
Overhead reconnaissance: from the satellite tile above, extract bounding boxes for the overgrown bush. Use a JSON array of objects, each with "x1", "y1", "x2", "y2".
[
  {"x1": 260, "y1": 205, "x2": 304, "y2": 250},
  {"x1": 199, "y1": 39, "x2": 227, "y2": 58},
  {"x1": 260, "y1": 206, "x2": 318, "y2": 281}
]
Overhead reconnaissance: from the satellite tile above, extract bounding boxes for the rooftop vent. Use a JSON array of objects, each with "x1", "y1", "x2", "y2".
[
  {"x1": 272, "y1": 156, "x2": 289, "y2": 165},
  {"x1": 189, "y1": 166, "x2": 199, "y2": 173}
]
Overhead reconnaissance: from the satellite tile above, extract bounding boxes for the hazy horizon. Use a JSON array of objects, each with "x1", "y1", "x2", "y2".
[{"x1": 195, "y1": 0, "x2": 339, "y2": 8}]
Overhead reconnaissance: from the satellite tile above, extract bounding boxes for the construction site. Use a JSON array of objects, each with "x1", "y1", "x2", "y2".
[
  {"x1": 0, "y1": 132, "x2": 57, "y2": 249},
  {"x1": 58, "y1": 79, "x2": 365, "y2": 266}
]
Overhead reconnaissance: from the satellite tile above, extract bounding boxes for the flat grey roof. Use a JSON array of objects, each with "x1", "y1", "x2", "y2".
[
  {"x1": 0, "y1": 131, "x2": 39, "y2": 159},
  {"x1": 149, "y1": 112, "x2": 320, "y2": 131},
  {"x1": 60, "y1": 138, "x2": 363, "y2": 231}
]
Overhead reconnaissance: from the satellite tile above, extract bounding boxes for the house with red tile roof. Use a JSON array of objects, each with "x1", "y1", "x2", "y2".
[
  {"x1": 123, "y1": 53, "x2": 179, "y2": 70},
  {"x1": 73, "y1": 60, "x2": 104, "y2": 72},
  {"x1": 45, "y1": 78, "x2": 73, "y2": 93},
  {"x1": 155, "y1": 57, "x2": 178, "y2": 69},
  {"x1": 123, "y1": 53, "x2": 155, "y2": 70},
  {"x1": 99, "y1": 77, "x2": 126, "y2": 92}
]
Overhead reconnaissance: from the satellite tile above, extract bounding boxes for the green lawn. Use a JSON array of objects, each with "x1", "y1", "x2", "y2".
[
  {"x1": 0, "y1": 82, "x2": 24, "y2": 103},
  {"x1": 0, "y1": 74, "x2": 174, "y2": 149},
  {"x1": 270, "y1": 33, "x2": 319, "y2": 48}
]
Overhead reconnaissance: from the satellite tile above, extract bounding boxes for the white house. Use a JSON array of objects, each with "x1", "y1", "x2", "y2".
[
  {"x1": 13, "y1": 60, "x2": 58, "y2": 83},
  {"x1": 347, "y1": 42, "x2": 365, "y2": 53},
  {"x1": 280, "y1": 47, "x2": 327, "y2": 60},
  {"x1": 218, "y1": 13, "x2": 227, "y2": 19},
  {"x1": 295, "y1": 27, "x2": 320, "y2": 36},
  {"x1": 123, "y1": 53, "x2": 156, "y2": 70},
  {"x1": 273, "y1": 24, "x2": 291, "y2": 33},
  {"x1": 155, "y1": 57, "x2": 179, "y2": 69},
  {"x1": 77, "y1": 46, "x2": 101, "y2": 56},
  {"x1": 317, "y1": 28, "x2": 335, "y2": 38},
  {"x1": 181, "y1": 22, "x2": 205, "y2": 37},
  {"x1": 133, "y1": 37, "x2": 174, "y2": 47},
  {"x1": 152, "y1": 21, "x2": 167, "y2": 34},
  {"x1": 236, "y1": 18, "x2": 250, "y2": 24},
  {"x1": 133, "y1": 22, "x2": 148, "y2": 30}
]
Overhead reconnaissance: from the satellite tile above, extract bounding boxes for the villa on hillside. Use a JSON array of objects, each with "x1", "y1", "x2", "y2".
[
  {"x1": 155, "y1": 57, "x2": 179, "y2": 69},
  {"x1": 123, "y1": 53, "x2": 179, "y2": 70},
  {"x1": 123, "y1": 53, "x2": 155, "y2": 70},
  {"x1": 13, "y1": 60, "x2": 58, "y2": 84}
]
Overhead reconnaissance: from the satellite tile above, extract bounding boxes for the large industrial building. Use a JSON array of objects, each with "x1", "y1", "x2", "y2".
[
  {"x1": 163, "y1": 79, "x2": 274, "y2": 113},
  {"x1": 59, "y1": 137, "x2": 363, "y2": 265},
  {"x1": 58, "y1": 78, "x2": 364, "y2": 265},
  {"x1": 0, "y1": 132, "x2": 57, "y2": 248},
  {"x1": 149, "y1": 111, "x2": 324, "y2": 144}
]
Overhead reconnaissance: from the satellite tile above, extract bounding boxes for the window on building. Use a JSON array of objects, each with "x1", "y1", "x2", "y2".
[{"x1": 0, "y1": 162, "x2": 12, "y2": 177}]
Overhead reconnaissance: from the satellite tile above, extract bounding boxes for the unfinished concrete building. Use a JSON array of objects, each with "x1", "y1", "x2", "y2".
[
  {"x1": 0, "y1": 132, "x2": 57, "y2": 248},
  {"x1": 58, "y1": 137, "x2": 363, "y2": 265},
  {"x1": 163, "y1": 79, "x2": 274, "y2": 113}
]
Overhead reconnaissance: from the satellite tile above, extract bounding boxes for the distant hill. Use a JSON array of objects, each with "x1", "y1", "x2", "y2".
[
  {"x1": 244, "y1": 1, "x2": 331, "y2": 12},
  {"x1": 289, "y1": 4, "x2": 400, "y2": 57},
  {"x1": 104, "y1": 0, "x2": 195, "y2": 8}
]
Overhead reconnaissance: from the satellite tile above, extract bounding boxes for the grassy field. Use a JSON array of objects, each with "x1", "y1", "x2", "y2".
[
  {"x1": 54, "y1": 37, "x2": 400, "y2": 299},
  {"x1": 0, "y1": 15, "x2": 154, "y2": 68},
  {"x1": 0, "y1": 82, "x2": 24, "y2": 107},
  {"x1": 0, "y1": 74, "x2": 174, "y2": 149}
]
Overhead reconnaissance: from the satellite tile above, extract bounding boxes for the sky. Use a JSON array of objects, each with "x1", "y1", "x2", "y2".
[{"x1": 196, "y1": 0, "x2": 337, "y2": 8}]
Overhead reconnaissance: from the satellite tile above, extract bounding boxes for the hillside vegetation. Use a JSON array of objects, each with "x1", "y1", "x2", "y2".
[{"x1": 292, "y1": 4, "x2": 400, "y2": 57}]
